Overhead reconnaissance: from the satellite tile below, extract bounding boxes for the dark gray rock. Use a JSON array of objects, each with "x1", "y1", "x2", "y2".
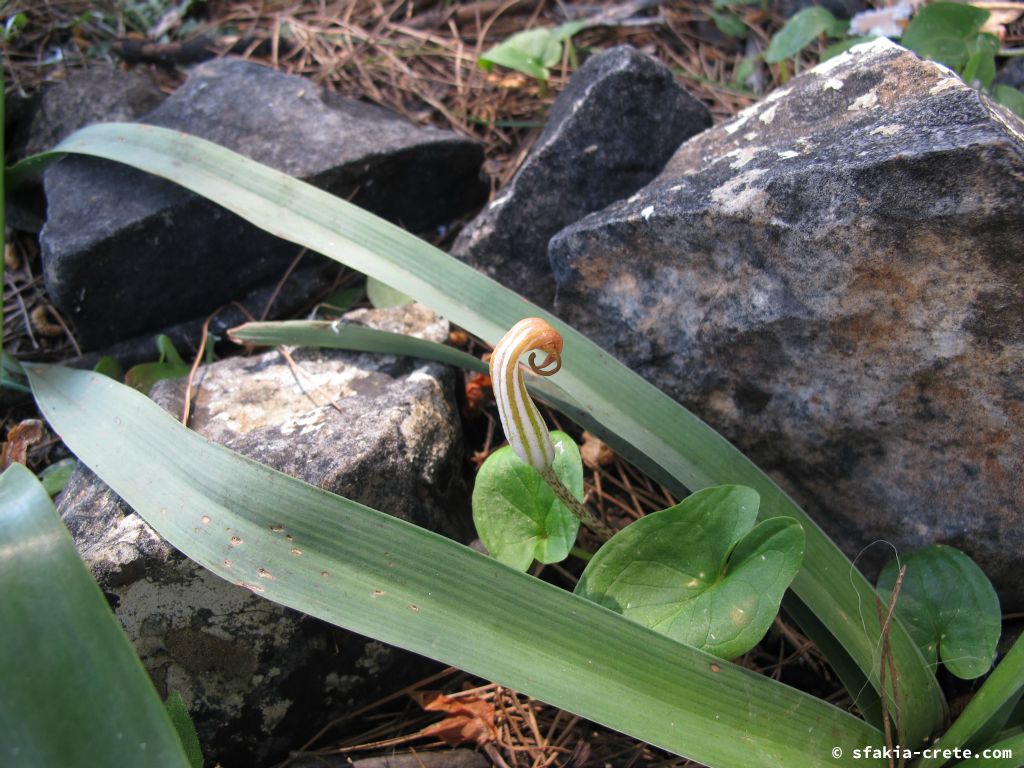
[
  {"x1": 7, "y1": 64, "x2": 166, "y2": 162},
  {"x1": 58, "y1": 305, "x2": 469, "y2": 766},
  {"x1": 451, "y1": 45, "x2": 710, "y2": 308},
  {"x1": 41, "y1": 57, "x2": 486, "y2": 349},
  {"x1": 549, "y1": 40, "x2": 1024, "y2": 607},
  {"x1": 67, "y1": 256, "x2": 341, "y2": 374},
  {"x1": 5, "y1": 65, "x2": 165, "y2": 232},
  {"x1": 994, "y1": 57, "x2": 1024, "y2": 91}
]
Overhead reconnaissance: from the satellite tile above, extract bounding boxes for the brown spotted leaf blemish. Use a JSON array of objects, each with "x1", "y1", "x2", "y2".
[
  {"x1": 257, "y1": 568, "x2": 274, "y2": 580},
  {"x1": 372, "y1": 589, "x2": 386, "y2": 597},
  {"x1": 239, "y1": 581, "x2": 265, "y2": 593},
  {"x1": 290, "y1": 548, "x2": 302, "y2": 556},
  {"x1": 230, "y1": 536, "x2": 243, "y2": 546},
  {"x1": 408, "y1": 604, "x2": 419, "y2": 612}
]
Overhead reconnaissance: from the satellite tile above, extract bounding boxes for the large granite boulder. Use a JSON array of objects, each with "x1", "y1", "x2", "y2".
[
  {"x1": 451, "y1": 45, "x2": 710, "y2": 308},
  {"x1": 58, "y1": 305, "x2": 470, "y2": 766},
  {"x1": 549, "y1": 40, "x2": 1024, "y2": 606},
  {"x1": 40, "y1": 57, "x2": 486, "y2": 349}
]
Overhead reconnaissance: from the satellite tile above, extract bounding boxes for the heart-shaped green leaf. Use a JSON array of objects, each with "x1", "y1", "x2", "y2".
[
  {"x1": 877, "y1": 544, "x2": 1000, "y2": 680},
  {"x1": 124, "y1": 335, "x2": 190, "y2": 394},
  {"x1": 473, "y1": 431, "x2": 582, "y2": 571},
  {"x1": 575, "y1": 486, "x2": 804, "y2": 659},
  {"x1": 366, "y1": 276, "x2": 413, "y2": 308},
  {"x1": 901, "y1": 2, "x2": 990, "y2": 71}
]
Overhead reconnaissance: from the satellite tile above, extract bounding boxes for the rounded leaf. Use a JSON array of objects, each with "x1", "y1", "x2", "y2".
[
  {"x1": 878, "y1": 544, "x2": 1000, "y2": 680},
  {"x1": 472, "y1": 431, "x2": 582, "y2": 571},
  {"x1": 575, "y1": 486, "x2": 805, "y2": 659}
]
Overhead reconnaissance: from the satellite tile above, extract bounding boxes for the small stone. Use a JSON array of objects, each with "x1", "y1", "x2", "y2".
[
  {"x1": 451, "y1": 45, "x2": 710, "y2": 308},
  {"x1": 549, "y1": 39, "x2": 1024, "y2": 606},
  {"x1": 40, "y1": 58, "x2": 486, "y2": 349}
]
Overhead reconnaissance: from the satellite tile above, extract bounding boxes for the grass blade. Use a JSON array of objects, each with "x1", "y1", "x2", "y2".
[
  {"x1": 26, "y1": 363, "x2": 884, "y2": 767},
  {"x1": 0, "y1": 463, "x2": 190, "y2": 768},
  {"x1": 11, "y1": 122, "x2": 945, "y2": 741},
  {"x1": 228, "y1": 319, "x2": 484, "y2": 369}
]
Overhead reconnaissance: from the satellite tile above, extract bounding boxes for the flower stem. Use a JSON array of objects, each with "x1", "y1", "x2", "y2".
[{"x1": 539, "y1": 466, "x2": 615, "y2": 541}]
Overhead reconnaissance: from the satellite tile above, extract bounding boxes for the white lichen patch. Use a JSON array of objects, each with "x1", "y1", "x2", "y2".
[
  {"x1": 870, "y1": 124, "x2": 904, "y2": 137},
  {"x1": 723, "y1": 101, "x2": 763, "y2": 134},
  {"x1": 743, "y1": 131, "x2": 758, "y2": 141},
  {"x1": 641, "y1": 205, "x2": 655, "y2": 220},
  {"x1": 724, "y1": 145, "x2": 763, "y2": 169},
  {"x1": 261, "y1": 699, "x2": 292, "y2": 733},
  {"x1": 848, "y1": 90, "x2": 879, "y2": 111},
  {"x1": 710, "y1": 168, "x2": 769, "y2": 216},
  {"x1": 777, "y1": 150, "x2": 799, "y2": 159},
  {"x1": 488, "y1": 194, "x2": 510, "y2": 210},
  {"x1": 929, "y1": 76, "x2": 963, "y2": 96},
  {"x1": 759, "y1": 104, "x2": 778, "y2": 124},
  {"x1": 822, "y1": 77, "x2": 844, "y2": 91},
  {"x1": 764, "y1": 86, "x2": 793, "y2": 103}
]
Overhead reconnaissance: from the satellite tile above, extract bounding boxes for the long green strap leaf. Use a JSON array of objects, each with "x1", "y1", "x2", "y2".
[
  {"x1": 27, "y1": 364, "x2": 884, "y2": 767},
  {"x1": 11, "y1": 122, "x2": 944, "y2": 741},
  {"x1": 229, "y1": 319, "x2": 486, "y2": 370},
  {"x1": 0, "y1": 463, "x2": 191, "y2": 768}
]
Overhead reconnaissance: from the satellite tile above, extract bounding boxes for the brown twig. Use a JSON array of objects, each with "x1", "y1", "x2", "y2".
[{"x1": 875, "y1": 564, "x2": 908, "y2": 768}]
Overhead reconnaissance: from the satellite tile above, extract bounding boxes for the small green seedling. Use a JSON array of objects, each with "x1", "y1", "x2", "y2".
[
  {"x1": 878, "y1": 544, "x2": 1001, "y2": 680},
  {"x1": 124, "y1": 335, "x2": 191, "y2": 394},
  {"x1": 366, "y1": 276, "x2": 413, "y2": 308},
  {"x1": 473, "y1": 430, "x2": 582, "y2": 571},
  {"x1": 901, "y1": 2, "x2": 992, "y2": 71},
  {"x1": 93, "y1": 355, "x2": 125, "y2": 381},
  {"x1": 764, "y1": 6, "x2": 849, "y2": 64},
  {"x1": 478, "y1": 22, "x2": 585, "y2": 81},
  {"x1": 38, "y1": 458, "x2": 77, "y2": 496}
]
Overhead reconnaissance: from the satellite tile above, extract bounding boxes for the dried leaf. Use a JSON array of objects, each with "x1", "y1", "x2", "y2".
[
  {"x1": 0, "y1": 419, "x2": 45, "y2": 471},
  {"x1": 448, "y1": 330, "x2": 470, "y2": 348},
  {"x1": 415, "y1": 691, "x2": 498, "y2": 747},
  {"x1": 463, "y1": 372, "x2": 492, "y2": 417},
  {"x1": 980, "y1": 8, "x2": 1023, "y2": 40},
  {"x1": 580, "y1": 431, "x2": 614, "y2": 469},
  {"x1": 30, "y1": 306, "x2": 65, "y2": 338}
]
